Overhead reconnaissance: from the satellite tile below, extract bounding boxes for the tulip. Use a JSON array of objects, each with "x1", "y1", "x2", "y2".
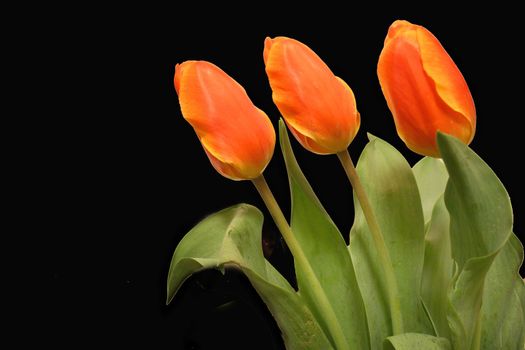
[
  {"x1": 174, "y1": 61, "x2": 275, "y2": 180},
  {"x1": 264, "y1": 37, "x2": 360, "y2": 155},
  {"x1": 377, "y1": 20, "x2": 476, "y2": 157}
]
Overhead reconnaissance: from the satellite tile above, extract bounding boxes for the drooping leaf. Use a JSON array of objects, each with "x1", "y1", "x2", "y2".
[
  {"x1": 385, "y1": 333, "x2": 451, "y2": 350},
  {"x1": 279, "y1": 120, "x2": 370, "y2": 349},
  {"x1": 437, "y1": 133, "x2": 514, "y2": 350},
  {"x1": 413, "y1": 158, "x2": 453, "y2": 338},
  {"x1": 480, "y1": 233, "x2": 525, "y2": 349},
  {"x1": 167, "y1": 204, "x2": 332, "y2": 350},
  {"x1": 349, "y1": 135, "x2": 432, "y2": 348}
]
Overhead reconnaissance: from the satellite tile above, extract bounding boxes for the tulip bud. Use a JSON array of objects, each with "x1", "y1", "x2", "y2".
[
  {"x1": 174, "y1": 61, "x2": 275, "y2": 180},
  {"x1": 264, "y1": 37, "x2": 360, "y2": 155},
  {"x1": 377, "y1": 20, "x2": 476, "y2": 157}
]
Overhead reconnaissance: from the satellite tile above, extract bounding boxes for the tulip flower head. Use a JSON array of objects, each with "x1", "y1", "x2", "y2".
[
  {"x1": 264, "y1": 37, "x2": 360, "y2": 155},
  {"x1": 378, "y1": 20, "x2": 476, "y2": 157},
  {"x1": 174, "y1": 61, "x2": 275, "y2": 180}
]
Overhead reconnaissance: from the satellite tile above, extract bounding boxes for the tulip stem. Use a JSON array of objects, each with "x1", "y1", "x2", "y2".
[
  {"x1": 252, "y1": 175, "x2": 350, "y2": 350},
  {"x1": 336, "y1": 149, "x2": 404, "y2": 335}
]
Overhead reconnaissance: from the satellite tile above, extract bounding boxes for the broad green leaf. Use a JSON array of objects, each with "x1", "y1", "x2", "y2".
[
  {"x1": 438, "y1": 134, "x2": 513, "y2": 269},
  {"x1": 480, "y1": 233, "x2": 525, "y2": 349},
  {"x1": 413, "y1": 157, "x2": 449, "y2": 224},
  {"x1": 437, "y1": 133, "x2": 514, "y2": 350},
  {"x1": 385, "y1": 333, "x2": 451, "y2": 350},
  {"x1": 167, "y1": 204, "x2": 332, "y2": 350},
  {"x1": 413, "y1": 158, "x2": 453, "y2": 338},
  {"x1": 349, "y1": 135, "x2": 432, "y2": 348},
  {"x1": 419, "y1": 196, "x2": 453, "y2": 339},
  {"x1": 279, "y1": 120, "x2": 370, "y2": 349},
  {"x1": 447, "y1": 254, "x2": 494, "y2": 350}
]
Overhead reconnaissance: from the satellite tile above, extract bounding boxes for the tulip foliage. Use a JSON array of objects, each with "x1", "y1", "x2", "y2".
[{"x1": 168, "y1": 21, "x2": 524, "y2": 350}]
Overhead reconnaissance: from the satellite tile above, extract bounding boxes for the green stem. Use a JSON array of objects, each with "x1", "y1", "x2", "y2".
[
  {"x1": 337, "y1": 149, "x2": 404, "y2": 335},
  {"x1": 252, "y1": 175, "x2": 349, "y2": 350}
]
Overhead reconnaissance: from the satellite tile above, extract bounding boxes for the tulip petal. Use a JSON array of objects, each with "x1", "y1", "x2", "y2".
[
  {"x1": 265, "y1": 37, "x2": 359, "y2": 154},
  {"x1": 379, "y1": 23, "x2": 477, "y2": 157},
  {"x1": 378, "y1": 20, "x2": 476, "y2": 157},
  {"x1": 336, "y1": 76, "x2": 360, "y2": 140},
  {"x1": 174, "y1": 63, "x2": 182, "y2": 94},
  {"x1": 176, "y1": 61, "x2": 275, "y2": 180},
  {"x1": 286, "y1": 120, "x2": 333, "y2": 154},
  {"x1": 384, "y1": 20, "x2": 410, "y2": 41},
  {"x1": 379, "y1": 29, "x2": 441, "y2": 156},
  {"x1": 417, "y1": 27, "x2": 476, "y2": 143},
  {"x1": 263, "y1": 37, "x2": 272, "y2": 66}
]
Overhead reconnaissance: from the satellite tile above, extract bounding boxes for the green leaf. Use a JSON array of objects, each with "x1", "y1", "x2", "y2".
[
  {"x1": 166, "y1": 204, "x2": 332, "y2": 350},
  {"x1": 413, "y1": 157, "x2": 449, "y2": 225},
  {"x1": 349, "y1": 135, "x2": 433, "y2": 348},
  {"x1": 279, "y1": 120, "x2": 370, "y2": 349},
  {"x1": 385, "y1": 333, "x2": 451, "y2": 350},
  {"x1": 413, "y1": 158, "x2": 453, "y2": 338},
  {"x1": 480, "y1": 233, "x2": 525, "y2": 349},
  {"x1": 419, "y1": 196, "x2": 453, "y2": 339},
  {"x1": 438, "y1": 134, "x2": 513, "y2": 269},
  {"x1": 447, "y1": 255, "x2": 493, "y2": 350},
  {"x1": 437, "y1": 133, "x2": 514, "y2": 350}
]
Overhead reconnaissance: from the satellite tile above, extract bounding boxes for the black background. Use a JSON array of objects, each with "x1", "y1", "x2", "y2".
[{"x1": 38, "y1": 5, "x2": 524, "y2": 349}]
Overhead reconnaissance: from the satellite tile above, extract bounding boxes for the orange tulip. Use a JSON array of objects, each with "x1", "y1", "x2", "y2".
[
  {"x1": 377, "y1": 20, "x2": 476, "y2": 157},
  {"x1": 264, "y1": 37, "x2": 360, "y2": 155},
  {"x1": 174, "y1": 61, "x2": 275, "y2": 180}
]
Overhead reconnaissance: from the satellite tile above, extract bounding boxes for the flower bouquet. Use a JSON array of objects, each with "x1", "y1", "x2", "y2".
[{"x1": 167, "y1": 20, "x2": 524, "y2": 349}]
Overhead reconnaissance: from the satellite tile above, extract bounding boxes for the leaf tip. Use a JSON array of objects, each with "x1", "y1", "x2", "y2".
[
  {"x1": 278, "y1": 118, "x2": 289, "y2": 147},
  {"x1": 366, "y1": 132, "x2": 378, "y2": 142},
  {"x1": 166, "y1": 287, "x2": 174, "y2": 305},
  {"x1": 436, "y1": 132, "x2": 461, "y2": 154},
  {"x1": 278, "y1": 118, "x2": 286, "y2": 129}
]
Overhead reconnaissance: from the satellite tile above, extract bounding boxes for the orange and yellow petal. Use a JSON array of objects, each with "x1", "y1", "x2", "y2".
[
  {"x1": 264, "y1": 36, "x2": 359, "y2": 154},
  {"x1": 378, "y1": 20, "x2": 476, "y2": 157},
  {"x1": 175, "y1": 61, "x2": 275, "y2": 180},
  {"x1": 416, "y1": 25, "x2": 476, "y2": 143}
]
